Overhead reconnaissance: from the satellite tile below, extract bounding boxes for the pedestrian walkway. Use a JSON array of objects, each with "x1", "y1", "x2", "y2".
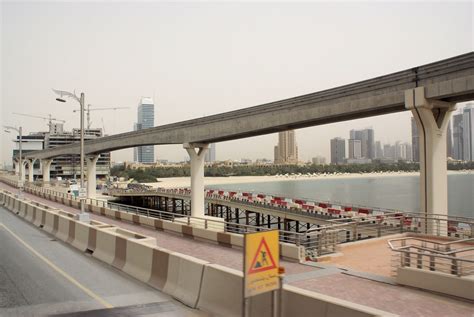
[{"x1": 2, "y1": 182, "x2": 473, "y2": 317}]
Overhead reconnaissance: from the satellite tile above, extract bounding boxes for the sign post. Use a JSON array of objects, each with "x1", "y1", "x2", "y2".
[{"x1": 243, "y1": 230, "x2": 280, "y2": 317}]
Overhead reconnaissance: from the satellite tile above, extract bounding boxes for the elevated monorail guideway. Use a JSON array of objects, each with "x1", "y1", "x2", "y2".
[
  {"x1": 25, "y1": 52, "x2": 474, "y2": 160},
  {"x1": 20, "y1": 52, "x2": 474, "y2": 232}
]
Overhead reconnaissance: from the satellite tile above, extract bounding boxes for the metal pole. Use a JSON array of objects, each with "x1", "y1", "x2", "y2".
[
  {"x1": 80, "y1": 92, "x2": 85, "y2": 215},
  {"x1": 18, "y1": 126, "x2": 23, "y2": 199}
]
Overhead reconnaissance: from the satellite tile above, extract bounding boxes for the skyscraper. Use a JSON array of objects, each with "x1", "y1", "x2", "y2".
[
  {"x1": 446, "y1": 121, "x2": 453, "y2": 158},
  {"x1": 205, "y1": 143, "x2": 216, "y2": 162},
  {"x1": 411, "y1": 117, "x2": 420, "y2": 162},
  {"x1": 330, "y1": 137, "x2": 345, "y2": 164},
  {"x1": 462, "y1": 105, "x2": 474, "y2": 161},
  {"x1": 134, "y1": 97, "x2": 155, "y2": 163},
  {"x1": 348, "y1": 139, "x2": 362, "y2": 159},
  {"x1": 375, "y1": 141, "x2": 383, "y2": 159},
  {"x1": 453, "y1": 113, "x2": 464, "y2": 160},
  {"x1": 349, "y1": 128, "x2": 374, "y2": 159},
  {"x1": 274, "y1": 130, "x2": 298, "y2": 164}
]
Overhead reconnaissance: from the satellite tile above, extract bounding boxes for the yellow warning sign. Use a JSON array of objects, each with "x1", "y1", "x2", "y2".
[{"x1": 244, "y1": 230, "x2": 279, "y2": 298}]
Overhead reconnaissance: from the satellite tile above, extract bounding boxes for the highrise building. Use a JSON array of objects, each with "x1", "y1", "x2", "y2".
[
  {"x1": 405, "y1": 143, "x2": 413, "y2": 161},
  {"x1": 274, "y1": 130, "x2": 298, "y2": 164},
  {"x1": 330, "y1": 137, "x2": 345, "y2": 165},
  {"x1": 349, "y1": 128, "x2": 374, "y2": 159},
  {"x1": 348, "y1": 139, "x2": 362, "y2": 159},
  {"x1": 312, "y1": 156, "x2": 326, "y2": 165},
  {"x1": 446, "y1": 121, "x2": 453, "y2": 158},
  {"x1": 12, "y1": 123, "x2": 110, "y2": 179},
  {"x1": 383, "y1": 144, "x2": 394, "y2": 159},
  {"x1": 375, "y1": 141, "x2": 383, "y2": 159},
  {"x1": 134, "y1": 97, "x2": 155, "y2": 163},
  {"x1": 462, "y1": 105, "x2": 474, "y2": 161},
  {"x1": 411, "y1": 117, "x2": 420, "y2": 162},
  {"x1": 205, "y1": 143, "x2": 216, "y2": 162},
  {"x1": 453, "y1": 113, "x2": 464, "y2": 160}
]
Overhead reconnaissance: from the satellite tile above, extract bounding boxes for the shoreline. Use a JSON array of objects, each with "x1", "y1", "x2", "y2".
[{"x1": 143, "y1": 170, "x2": 473, "y2": 189}]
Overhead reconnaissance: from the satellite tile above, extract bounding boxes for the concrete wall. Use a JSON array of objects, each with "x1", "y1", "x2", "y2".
[{"x1": 397, "y1": 267, "x2": 474, "y2": 301}]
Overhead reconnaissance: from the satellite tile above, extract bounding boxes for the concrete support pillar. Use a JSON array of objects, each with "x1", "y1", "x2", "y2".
[
  {"x1": 27, "y1": 159, "x2": 36, "y2": 182},
  {"x1": 86, "y1": 155, "x2": 100, "y2": 199},
  {"x1": 14, "y1": 160, "x2": 20, "y2": 175},
  {"x1": 20, "y1": 162, "x2": 26, "y2": 182},
  {"x1": 184, "y1": 143, "x2": 209, "y2": 218},
  {"x1": 405, "y1": 87, "x2": 456, "y2": 235},
  {"x1": 41, "y1": 159, "x2": 53, "y2": 185}
]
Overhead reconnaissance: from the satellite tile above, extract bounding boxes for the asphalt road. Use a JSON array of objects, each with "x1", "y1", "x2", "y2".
[{"x1": 0, "y1": 205, "x2": 204, "y2": 316}]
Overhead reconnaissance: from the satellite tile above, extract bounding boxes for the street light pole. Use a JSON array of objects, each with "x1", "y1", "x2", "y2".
[
  {"x1": 19, "y1": 126, "x2": 23, "y2": 198},
  {"x1": 53, "y1": 89, "x2": 88, "y2": 221},
  {"x1": 79, "y1": 92, "x2": 85, "y2": 215}
]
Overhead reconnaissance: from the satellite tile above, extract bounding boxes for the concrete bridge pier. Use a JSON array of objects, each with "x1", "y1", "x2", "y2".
[
  {"x1": 20, "y1": 161, "x2": 26, "y2": 182},
  {"x1": 14, "y1": 160, "x2": 20, "y2": 175},
  {"x1": 405, "y1": 87, "x2": 455, "y2": 235},
  {"x1": 184, "y1": 143, "x2": 209, "y2": 218},
  {"x1": 86, "y1": 155, "x2": 100, "y2": 199},
  {"x1": 41, "y1": 159, "x2": 53, "y2": 186},
  {"x1": 26, "y1": 159, "x2": 36, "y2": 183}
]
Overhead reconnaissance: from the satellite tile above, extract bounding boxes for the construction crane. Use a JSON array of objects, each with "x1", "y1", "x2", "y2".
[
  {"x1": 73, "y1": 104, "x2": 129, "y2": 129},
  {"x1": 12, "y1": 112, "x2": 66, "y2": 129}
]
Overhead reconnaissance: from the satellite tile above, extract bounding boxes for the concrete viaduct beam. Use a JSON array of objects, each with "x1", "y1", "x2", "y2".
[{"x1": 23, "y1": 53, "x2": 474, "y2": 160}]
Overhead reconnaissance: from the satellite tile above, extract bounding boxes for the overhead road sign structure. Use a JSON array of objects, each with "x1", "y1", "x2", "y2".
[{"x1": 244, "y1": 230, "x2": 279, "y2": 298}]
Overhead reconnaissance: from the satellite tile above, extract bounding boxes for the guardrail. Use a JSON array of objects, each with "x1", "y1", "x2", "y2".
[
  {"x1": 2, "y1": 174, "x2": 472, "y2": 259},
  {"x1": 388, "y1": 237, "x2": 474, "y2": 277}
]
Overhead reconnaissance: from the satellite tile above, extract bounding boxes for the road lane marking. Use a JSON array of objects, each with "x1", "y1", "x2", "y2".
[{"x1": 0, "y1": 222, "x2": 114, "y2": 309}]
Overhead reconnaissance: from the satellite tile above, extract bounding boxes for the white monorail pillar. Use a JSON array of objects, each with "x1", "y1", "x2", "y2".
[
  {"x1": 41, "y1": 159, "x2": 53, "y2": 185},
  {"x1": 20, "y1": 161, "x2": 26, "y2": 182},
  {"x1": 184, "y1": 143, "x2": 209, "y2": 218},
  {"x1": 14, "y1": 160, "x2": 20, "y2": 175},
  {"x1": 405, "y1": 87, "x2": 455, "y2": 235},
  {"x1": 86, "y1": 155, "x2": 100, "y2": 199},
  {"x1": 27, "y1": 159, "x2": 36, "y2": 183}
]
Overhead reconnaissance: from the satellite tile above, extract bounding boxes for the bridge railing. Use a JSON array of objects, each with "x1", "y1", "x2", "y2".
[
  {"x1": 4, "y1": 177, "x2": 473, "y2": 258},
  {"x1": 388, "y1": 237, "x2": 474, "y2": 277}
]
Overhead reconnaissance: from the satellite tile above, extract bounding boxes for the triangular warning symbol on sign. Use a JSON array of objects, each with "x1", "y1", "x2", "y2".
[{"x1": 248, "y1": 237, "x2": 277, "y2": 274}]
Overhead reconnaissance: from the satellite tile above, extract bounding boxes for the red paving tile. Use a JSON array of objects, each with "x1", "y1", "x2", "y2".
[{"x1": 290, "y1": 274, "x2": 473, "y2": 317}]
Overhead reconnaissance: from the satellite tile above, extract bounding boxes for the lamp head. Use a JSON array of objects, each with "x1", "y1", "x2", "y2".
[{"x1": 56, "y1": 98, "x2": 66, "y2": 103}]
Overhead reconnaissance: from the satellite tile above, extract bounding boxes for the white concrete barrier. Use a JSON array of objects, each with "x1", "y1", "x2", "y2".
[
  {"x1": 122, "y1": 238, "x2": 155, "y2": 283},
  {"x1": 163, "y1": 252, "x2": 209, "y2": 308},
  {"x1": 397, "y1": 267, "x2": 474, "y2": 301},
  {"x1": 197, "y1": 264, "x2": 246, "y2": 317},
  {"x1": 93, "y1": 227, "x2": 118, "y2": 265}
]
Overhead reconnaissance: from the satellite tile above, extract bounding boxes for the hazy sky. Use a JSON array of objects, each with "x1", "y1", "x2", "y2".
[{"x1": 1, "y1": 1, "x2": 473, "y2": 165}]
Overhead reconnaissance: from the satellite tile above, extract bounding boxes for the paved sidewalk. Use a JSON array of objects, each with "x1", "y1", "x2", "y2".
[{"x1": 2, "y1": 182, "x2": 473, "y2": 317}]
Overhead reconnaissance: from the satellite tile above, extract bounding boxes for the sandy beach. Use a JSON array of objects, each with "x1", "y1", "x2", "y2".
[{"x1": 143, "y1": 170, "x2": 472, "y2": 189}]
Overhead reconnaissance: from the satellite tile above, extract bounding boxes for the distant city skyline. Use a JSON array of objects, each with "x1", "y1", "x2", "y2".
[{"x1": 1, "y1": 2, "x2": 472, "y2": 165}]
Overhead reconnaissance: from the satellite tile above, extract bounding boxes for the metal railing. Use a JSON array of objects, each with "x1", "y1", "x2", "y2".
[
  {"x1": 388, "y1": 237, "x2": 474, "y2": 277},
  {"x1": 2, "y1": 174, "x2": 473, "y2": 259}
]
